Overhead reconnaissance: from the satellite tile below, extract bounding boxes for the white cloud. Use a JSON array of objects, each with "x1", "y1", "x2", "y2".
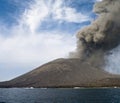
[
  {"x1": 52, "y1": 0, "x2": 90, "y2": 23},
  {"x1": 19, "y1": 0, "x2": 90, "y2": 33},
  {"x1": 20, "y1": 0, "x2": 49, "y2": 33},
  {"x1": 53, "y1": 7, "x2": 90, "y2": 23},
  {"x1": 96, "y1": 0, "x2": 102, "y2": 2},
  {"x1": 0, "y1": 32, "x2": 76, "y2": 64}
]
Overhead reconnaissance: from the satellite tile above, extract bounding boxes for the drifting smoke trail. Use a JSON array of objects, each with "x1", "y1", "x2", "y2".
[
  {"x1": 105, "y1": 46, "x2": 120, "y2": 74},
  {"x1": 70, "y1": 0, "x2": 120, "y2": 73}
]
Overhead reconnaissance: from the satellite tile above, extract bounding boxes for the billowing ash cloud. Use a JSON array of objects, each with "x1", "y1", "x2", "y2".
[{"x1": 70, "y1": 0, "x2": 120, "y2": 60}]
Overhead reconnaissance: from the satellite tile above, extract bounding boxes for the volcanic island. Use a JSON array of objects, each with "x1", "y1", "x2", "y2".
[{"x1": 0, "y1": 0, "x2": 120, "y2": 88}]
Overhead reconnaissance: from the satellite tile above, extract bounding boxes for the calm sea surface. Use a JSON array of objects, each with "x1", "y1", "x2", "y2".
[{"x1": 0, "y1": 88, "x2": 120, "y2": 103}]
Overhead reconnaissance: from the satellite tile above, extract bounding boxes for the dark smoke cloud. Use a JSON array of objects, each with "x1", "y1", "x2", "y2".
[{"x1": 70, "y1": 0, "x2": 120, "y2": 60}]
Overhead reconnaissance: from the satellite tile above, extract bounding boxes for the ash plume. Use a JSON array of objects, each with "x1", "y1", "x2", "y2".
[{"x1": 70, "y1": 0, "x2": 120, "y2": 62}]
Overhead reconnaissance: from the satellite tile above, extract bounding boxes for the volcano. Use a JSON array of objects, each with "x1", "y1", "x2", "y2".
[
  {"x1": 0, "y1": 58, "x2": 120, "y2": 88},
  {"x1": 0, "y1": 0, "x2": 120, "y2": 88}
]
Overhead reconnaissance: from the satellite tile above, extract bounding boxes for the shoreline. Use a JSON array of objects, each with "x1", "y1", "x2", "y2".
[{"x1": 0, "y1": 86, "x2": 120, "y2": 89}]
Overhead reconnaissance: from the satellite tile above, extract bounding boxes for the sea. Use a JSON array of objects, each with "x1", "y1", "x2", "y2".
[{"x1": 0, "y1": 88, "x2": 120, "y2": 103}]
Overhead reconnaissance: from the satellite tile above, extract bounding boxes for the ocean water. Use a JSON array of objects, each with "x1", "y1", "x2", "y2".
[{"x1": 0, "y1": 88, "x2": 120, "y2": 103}]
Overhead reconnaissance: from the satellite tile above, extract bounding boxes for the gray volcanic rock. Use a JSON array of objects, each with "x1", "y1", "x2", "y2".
[{"x1": 0, "y1": 58, "x2": 120, "y2": 88}]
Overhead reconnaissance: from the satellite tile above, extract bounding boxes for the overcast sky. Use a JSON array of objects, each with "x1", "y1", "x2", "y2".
[{"x1": 0, "y1": 0, "x2": 101, "y2": 81}]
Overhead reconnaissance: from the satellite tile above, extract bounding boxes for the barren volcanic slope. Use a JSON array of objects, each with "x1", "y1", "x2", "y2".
[{"x1": 0, "y1": 58, "x2": 120, "y2": 88}]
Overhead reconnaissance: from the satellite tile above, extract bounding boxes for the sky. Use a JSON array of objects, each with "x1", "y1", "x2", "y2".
[{"x1": 0, "y1": 0, "x2": 101, "y2": 81}]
